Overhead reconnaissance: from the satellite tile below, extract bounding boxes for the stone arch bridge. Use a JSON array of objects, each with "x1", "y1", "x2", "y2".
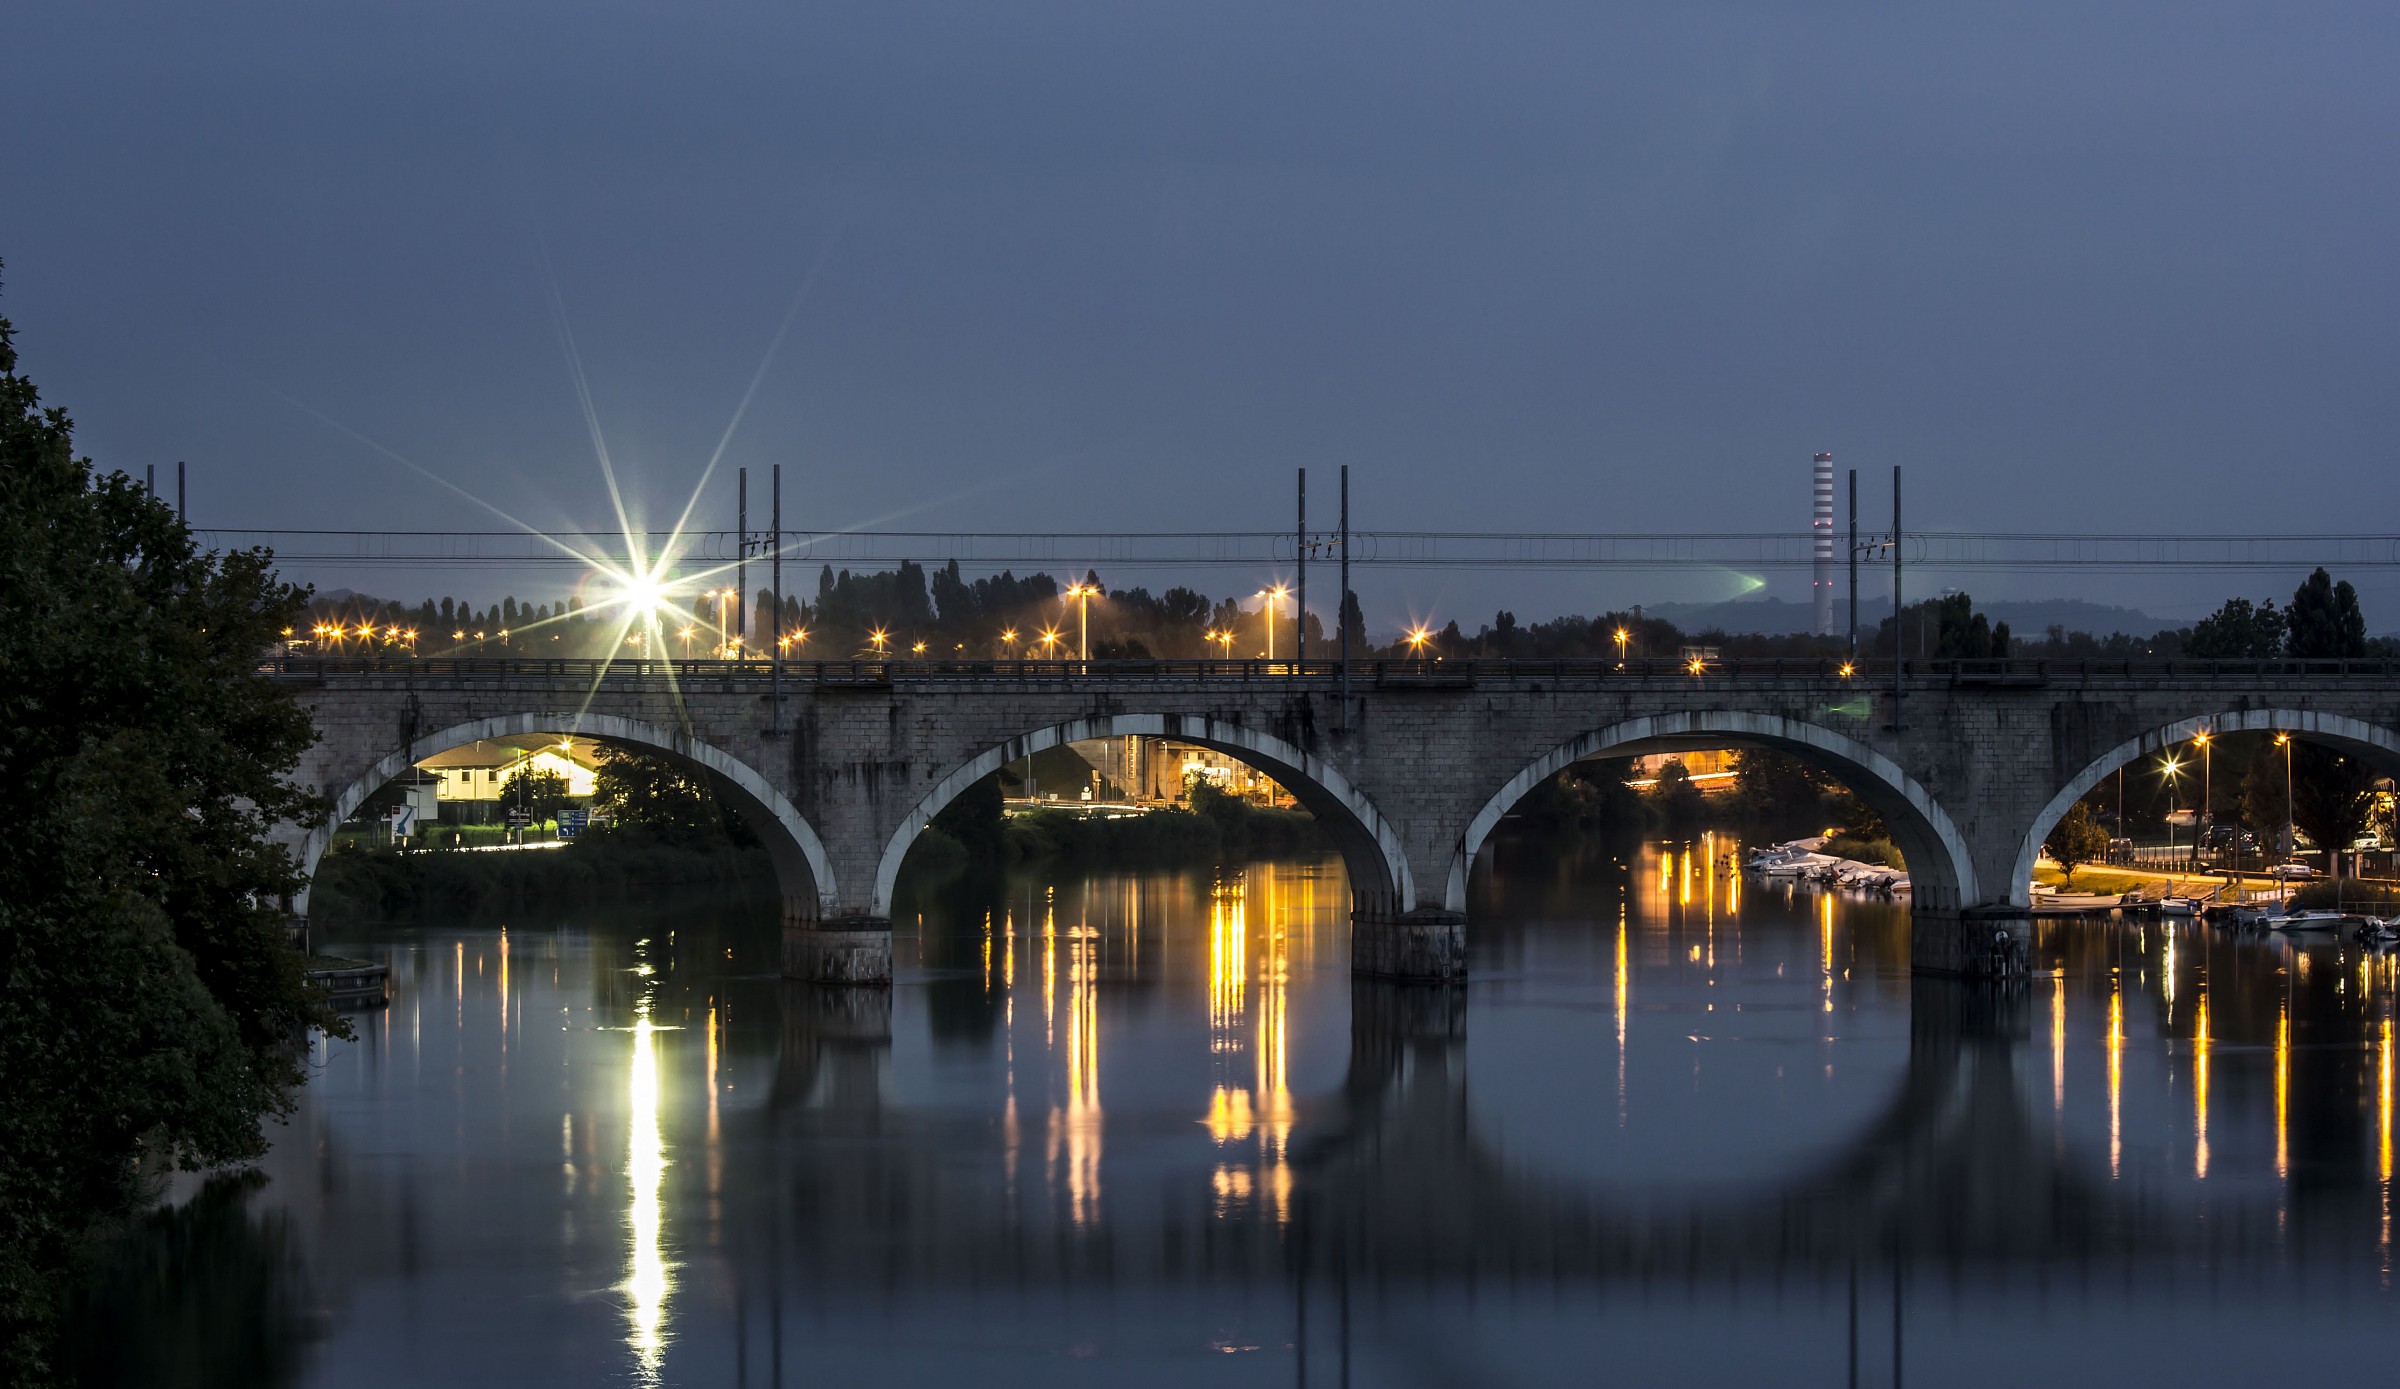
[{"x1": 274, "y1": 655, "x2": 2400, "y2": 981}]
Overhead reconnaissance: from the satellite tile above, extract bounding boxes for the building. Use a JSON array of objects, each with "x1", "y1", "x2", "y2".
[{"x1": 416, "y1": 736, "x2": 603, "y2": 822}]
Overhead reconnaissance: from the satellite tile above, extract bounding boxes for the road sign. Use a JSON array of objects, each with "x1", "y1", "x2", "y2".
[
  {"x1": 506, "y1": 808, "x2": 531, "y2": 827},
  {"x1": 559, "y1": 808, "x2": 589, "y2": 840}
]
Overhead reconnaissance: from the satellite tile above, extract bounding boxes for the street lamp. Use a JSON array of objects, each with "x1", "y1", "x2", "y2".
[
  {"x1": 2192, "y1": 730, "x2": 2212, "y2": 868},
  {"x1": 1039, "y1": 627, "x2": 1062, "y2": 659},
  {"x1": 2160, "y1": 754, "x2": 2184, "y2": 866},
  {"x1": 1257, "y1": 586, "x2": 1289, "y2": 663},
  {"x1": 1614, "y1": 627, "x2": 1629, "y2": 665},
  {"x1": 1406, "y1": 625, "x2": 1432, "y2": 669},
  {"x1": 911, "y1": 640, "x2": 928, "y2": 656},
  {"x1": 1000, "y1": 628, "x2": 1019, "y2": 659},
  {"x1": 2276, "y1": 733, "x2": 2295, "y2": 866},
  {"x1": 1064, "y1": 582, "x2": 1098, "y2": 663},
  {"x1": 868, "y1": 628, "x2": 890, "y2": 657}
]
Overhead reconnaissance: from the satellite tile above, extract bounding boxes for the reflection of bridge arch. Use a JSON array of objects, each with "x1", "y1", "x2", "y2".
[
  {"x1": 871, "y1": 714, "x2": 1413, "y2": 919},
  {"x1": 2012, "y1": 707, "x2": 2400, "y2": 904},
  {"x1": 1445, "y1": 711, "x2": 1979, "y2": 916},
  {"x1": 299, "y1": 712, "x2": 835, "y2": 922}
]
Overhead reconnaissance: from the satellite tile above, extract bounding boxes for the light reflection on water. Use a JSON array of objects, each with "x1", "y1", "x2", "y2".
[{"x1": 68, "y1": 839, "x2": 2400, "y2": 1386}]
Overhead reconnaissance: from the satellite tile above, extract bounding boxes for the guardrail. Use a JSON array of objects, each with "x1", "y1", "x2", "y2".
[{"x1": 257, "y1": 654, "x2": 2400, "y2": 683}]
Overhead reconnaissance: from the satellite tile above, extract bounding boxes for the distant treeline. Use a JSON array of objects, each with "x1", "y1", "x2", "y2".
[{"x1": 297, "y1": 563, "x2": 2390, "y2": 665}]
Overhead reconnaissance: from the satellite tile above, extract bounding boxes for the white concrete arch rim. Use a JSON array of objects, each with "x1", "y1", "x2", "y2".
[
  {"x1": 1444, "y1": 710, "x2": 1980, "y2": 914},
  {"x1": 869, "y1": 713, "x2": 1414, "y2": 919},
  {"x1": 2010, "y1": 707, "x2": 2400, "y2": 904},
  {"x1": 299, "y1": 711, "x2": 835, "y2": 915}
]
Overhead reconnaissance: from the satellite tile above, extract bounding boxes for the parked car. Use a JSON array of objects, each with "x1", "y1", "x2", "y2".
[{"x1": 2266, "y1": 862, "x2": 2316, "y2": 879}]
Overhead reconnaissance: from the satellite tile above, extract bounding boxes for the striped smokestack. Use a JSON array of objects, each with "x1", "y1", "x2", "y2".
[{"x1": 1812, "y1": 453, "x2": 1835, "y2": 636}]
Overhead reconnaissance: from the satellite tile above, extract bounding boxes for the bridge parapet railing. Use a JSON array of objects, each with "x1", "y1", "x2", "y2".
[{"x1": 257, "y1": 654, "x2": 2400, "y2": 685}]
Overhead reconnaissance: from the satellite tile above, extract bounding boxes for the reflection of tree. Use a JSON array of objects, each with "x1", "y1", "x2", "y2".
[{"x1": 60, "y1": 1173, "x2": 312, "y2": 1389}]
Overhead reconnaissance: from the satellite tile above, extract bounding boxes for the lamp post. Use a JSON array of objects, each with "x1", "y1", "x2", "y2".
[
  {"x1": 869, "y1": 628, "x2": 890, "y2": 657},
  {"x1": 1065, "y1": 582, "x2": 1097, "y2": 663},
  {"x1": 1001, "y1": 628, "x2": 1019, "y2": 660},
  {"x1": 1614, "y1": 627, "x2": 1629, "y2": 666},
  {"x1": 1258, "y1": 586, "x2": 1289, "y2": 663},
  {"x1": 2193, "y1": 730, "x2": 2212, "y2": 868},
  {"x1": 2276, "y1": 733, "x2": 2295, "y2": 867},
  {"x1": 2160, "y1": 755, "x2": 2184, "y2": 868},
  {"x1": 1406, "y1": 625, "x2": 1432, "y2": 671}
]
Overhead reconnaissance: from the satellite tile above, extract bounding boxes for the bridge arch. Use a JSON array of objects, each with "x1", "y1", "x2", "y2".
[
  {"x1": 299, "y1": 712, "x2": 836, "y2": 922},
  {"x1": 871, "y1": 714, "x2": 1414, "y2": 920},
  {"x1": 1446, "y1": 710, "x2": 1979, "y2": 915},
  {"x1": 2013, "y1": 707, "x2": 2400, "y2": 904}
]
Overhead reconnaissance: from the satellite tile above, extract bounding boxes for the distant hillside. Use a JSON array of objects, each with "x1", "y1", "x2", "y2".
[{"x1": 1639, "y1": 597, "x2": 2179, "y2": 639}]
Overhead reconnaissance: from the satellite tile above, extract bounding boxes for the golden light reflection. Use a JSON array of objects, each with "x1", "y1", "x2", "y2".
[
  {"x1": 1615, "y1": 906, "x2": 1629, "y2": 1125},
  {"x1": 1042, "y1": 891, "x2": 1100, "y2": 1227},
  {"x1": 2107, "y1": 981, "x2": 2124, "y2": 1179},
  {"x1": 2275, "y1": 1003, "x2": 2291, "y2": 1181},
  {"x1": 624, "y1": 994, "x2": 670, "y2": 1378},
  {"x1": 2193, "y1": 993, "x2": 2210, "y2": 1180},
  {"x1": 2381, "y1": 1017, "x2": 2394, "y2": 1185},
  {"x1": 498, "y1": 926, "x2": 510, "y2": 1047},
  {"x1": 1820, "y1": 894, "x2": 1835, "y2": 1016},
  {"x1": 2051, "y1": 976, "x2": 2066, "y2": 1114}
]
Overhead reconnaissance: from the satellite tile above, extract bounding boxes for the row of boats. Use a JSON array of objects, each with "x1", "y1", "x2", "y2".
[
  {"x1": 1743, "y1": 839, "x2": 1910, "y2": 896},
  {"x1": 1743, "y1": 837, "x2": 2399, "y2": 944}
]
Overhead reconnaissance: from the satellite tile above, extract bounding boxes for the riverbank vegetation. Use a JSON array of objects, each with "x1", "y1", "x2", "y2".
[{"x1": 1, "y1": 304, "x2": 337, "y2": 1383}]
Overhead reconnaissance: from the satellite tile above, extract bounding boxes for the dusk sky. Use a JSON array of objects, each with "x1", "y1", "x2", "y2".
[{"x1": 5, "y1": 2, "x2": 2395, "y2": 630}]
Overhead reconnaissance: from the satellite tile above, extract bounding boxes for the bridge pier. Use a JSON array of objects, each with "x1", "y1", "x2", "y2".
[
  {"x1": 1351, "y1": 910, "x2": 1466, "y2": 981},
  {"x1": 1911, "y1": 910, "x2": 2032, "y2": 979},
  {"x1": 783, "y1": 916, "x2": 893, "y2": 985}
]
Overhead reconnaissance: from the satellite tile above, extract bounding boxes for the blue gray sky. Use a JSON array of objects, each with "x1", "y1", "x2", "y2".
[{"x1": 5, "y1": 2, "x2": 2395, "y2": 630}]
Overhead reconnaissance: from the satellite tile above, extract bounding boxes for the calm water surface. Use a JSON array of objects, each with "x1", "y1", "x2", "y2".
[{"x1": 78, "y1": 837, "x2": 2400, "y2": 1385}]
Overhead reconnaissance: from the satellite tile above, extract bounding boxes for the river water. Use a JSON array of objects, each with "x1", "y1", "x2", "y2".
[{"x1": 68, "y1": 835, "x2": 2400, "y2": 1386}]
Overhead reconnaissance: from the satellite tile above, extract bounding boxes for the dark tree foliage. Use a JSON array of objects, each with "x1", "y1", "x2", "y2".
[
  {"x1": 2044, "y1": 801, "x2": 2111, "y2": 885},
  {"x1": 589, "y1": 746, "x2": 755, "y2": 847},
  {"x1": 2285, "y1": 567, "x2": 2367, "y2": 659},
  {"x1": 1729, "y1": 748, "x2": 1838, "y2": 831},
  {"x1": 497, "y1": 767, "x2": 571, "y2": 824},
  {"x1": 0, "y1": 302, "x2": 340, "y2": 1381},
  {"x1": 2183, "y1": 597, "x2": 2287, "y2": 658},
  {"x1": 2243, "y1": 743, "x2": 2377, "y2": 871},
  {"x1": 1647, "y1": 759, "x2": 1707, "y2": 827}
]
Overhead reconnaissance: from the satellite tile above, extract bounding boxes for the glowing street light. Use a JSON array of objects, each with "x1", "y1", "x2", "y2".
[
  {"x1": 2160, "y1": 754, "x2": 2185, "y2": 863},
  {"x1": 1406, "y1": 625, "x2": 1433, "y2": 669},
  {"x1": 2275, "y1": 732, "x2": 2295, "y2": 863},
  {"x1": 868, "y1": 628, "x2": 890, "y2": 657},
  {"x1": 1064, "y1": 582, "x2": 1098, "y2": 663},
  {"x1": 1039, "y1": 627, "x2": 1062, "y2": 658},
  {"x1": 911, "y1": 640, "x2": 928, "y2": 656},
  {"x1": 1614, "y1": 627, "x2": 1630, "y2": 665},
  {"x1": 1257, "y1": 586, "x2": 1290, "y2": 662},
  {"x1": 1206, "y1": 628, "x2": 1235, "y2": 660},
  {"x1": 1838, "y1": 661, "x2": 1856, "y2": 678},
  {"x1": 2193, "y1": 729, "x2": 2213, "y2": 867}
]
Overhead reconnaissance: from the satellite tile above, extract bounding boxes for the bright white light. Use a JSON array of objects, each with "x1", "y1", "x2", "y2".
[{"x1": 608, "y1": 573, "x2": 673, "y2": 615}]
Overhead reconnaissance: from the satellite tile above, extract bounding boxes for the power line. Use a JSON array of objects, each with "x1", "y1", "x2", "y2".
[{"x1": 194, "y1": 527, "x2": 2400, "y2": 574}]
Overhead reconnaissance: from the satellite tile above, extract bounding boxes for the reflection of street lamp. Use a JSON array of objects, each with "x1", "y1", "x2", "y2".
[
  {"x1": 1257, "y1": 586, "x2": 1289, "y2": 662},
  {"x1": 1065, "y1": 582, "x2": 1098, "y2": 662}
]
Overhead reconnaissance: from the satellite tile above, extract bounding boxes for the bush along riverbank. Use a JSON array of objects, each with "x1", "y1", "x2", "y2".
[
  {"x1": 308, "y1": 828, "x2": 777, "y2": 924},
  {"x1": 906, "y1": 780, "x2": 1332, "y2": 884}
]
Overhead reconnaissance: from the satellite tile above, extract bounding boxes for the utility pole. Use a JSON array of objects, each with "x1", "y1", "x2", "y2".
[
  {"x1": 1891, "y1": 466, "x2": 1903, "y2": 731},
  {"x1": 770, "y1": 464, "x2": 783, "y2": 733},
  {"x1": 1296, "y1": 468, "x2": 1307, "y2": 664},
  {"x1": 1847, "y1": 468, "x2": 1859, "y2": 657},
  {"x1": 1339, "y1": 465, "x2": 1351, "y2": 728},
  {"x1": 736, "y1": 468, "x2": 748, "y2": 653},
  {"x1": 177, "y1": 461, "x2": 186, "y2": 522}
]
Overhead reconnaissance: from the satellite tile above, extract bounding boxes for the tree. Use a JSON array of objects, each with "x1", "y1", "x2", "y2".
[
  {"x1": 1730, "y1": 748, "x2": 1835, "y2": 830},
  {"x1": 2183, "y1": 597, "x2": 2286, "y2": 658},
  {"x1": 2286, "y1": 567, "x2": 2367, "y2": 659},
  {"x1": 590, "y1": 747, "x2": 751, "y2": 845},
  {"x1": 2044, "y1": 802, "x2": 2110, "y2": 885},
  {"x1": 1, "y1": 297, "x2": 342, "y2": 1380},
  {"x1": 1648, "y1": 758, "x2": 1706, "y2": 826},
  {"x1": 2243, "y1": 740, "x2": 2375, "y2": 873},
  {"x1": 498, "y1": 766, "x2": 570, "y2": 825}
]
